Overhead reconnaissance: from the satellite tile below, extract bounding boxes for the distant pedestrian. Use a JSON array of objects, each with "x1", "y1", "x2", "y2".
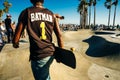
[
  {"x1": 0, "y1": 22, "x2": 3, "y2": 45},
  {"x1": 21, "y1": 29, "x2": 27, "y2": 38},
  {"x1": 12, "y1": 0, "x2": 64, "y2": 80},
  {"x1": 5, "y1": 14, "x2": 13, "y2": 43},
  {"x1": 0, "y1": 21, "x2": 7, "y2": 44},
  {"x1": 11, "y1": 21, "x2": 16, "y2": 34}
]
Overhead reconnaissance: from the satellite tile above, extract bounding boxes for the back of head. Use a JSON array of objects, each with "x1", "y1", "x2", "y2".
[
  {"x1": 30, "y1": 0, "x2": 44, "y2": 5},
  {"x1": 6, "y1": 14, "x2": 11, "y2": 17}
]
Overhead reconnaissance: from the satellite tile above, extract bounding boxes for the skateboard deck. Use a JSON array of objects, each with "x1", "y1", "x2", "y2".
[{"x1": 54, "y1": 47, "x2": 76, "y2": 69}]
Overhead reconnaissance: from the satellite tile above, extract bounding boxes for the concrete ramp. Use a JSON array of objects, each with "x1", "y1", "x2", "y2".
[
  {"x1": 0, "y1": 43, "x2": 34, "y2": 80},
  {"x1": 0, "y1": 30, "x2": 120, "y2": 80},
  {"x1": 0, "y1": 42, "x2": 92, "y2": 80}
]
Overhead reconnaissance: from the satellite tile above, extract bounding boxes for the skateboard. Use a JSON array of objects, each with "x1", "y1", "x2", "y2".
[{"x1": 54, "y1": 47, "x2": 76, "y2": 69}]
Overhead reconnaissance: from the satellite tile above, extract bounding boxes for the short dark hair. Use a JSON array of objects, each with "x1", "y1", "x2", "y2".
[{"x1": 30, "y1": 0, "x2": 44, "y2": 5}]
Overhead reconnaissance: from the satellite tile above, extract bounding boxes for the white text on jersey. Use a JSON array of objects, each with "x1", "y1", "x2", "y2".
[{"x1": 31, "y1": 12, "x2": 52, "y2": 22}]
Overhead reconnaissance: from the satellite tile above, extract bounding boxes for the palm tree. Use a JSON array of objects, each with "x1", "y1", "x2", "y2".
[
  {"x1": 104, "y1": 0, "x2": 112, "y2": 27},
  {"x1": 0, "y1": 10, "x2": 4, "y2": 21},
  {"x1": 0, "y1": 0, "x2": 12, "y2": 22},
  {"x1": 112, "y1": 0, "x2": 118, "y2": 27},
  {"x1": 3, "y1": 0, "x2": 12, "y2": 13},
  {"x1": 88, "y1": 0, "x2": 93, "y2": 29},
  {"x1": 0, "y1": 10, "x2": 4, "y2": 18},
  {"x1": 87, "y1": 0, "x2": 99, "y2": 29},
  {"x1": 93, "y1": 0, "x2": 100, "y2": 27},
  {"x1": 77, "y1": 0, "x2": 88, "y2": 29}
]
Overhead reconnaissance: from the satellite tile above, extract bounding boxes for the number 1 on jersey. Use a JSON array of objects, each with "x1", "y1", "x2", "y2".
[{"x1": 40, "y1": 22, "x2": 46, "y2": 40}]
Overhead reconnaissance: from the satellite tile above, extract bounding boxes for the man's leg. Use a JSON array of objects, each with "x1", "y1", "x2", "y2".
[{"x1": 31, "y1": 56, "x2": 54, "y2": 80}]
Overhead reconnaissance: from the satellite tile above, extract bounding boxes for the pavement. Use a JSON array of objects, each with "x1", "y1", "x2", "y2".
[{"x1": 0, "y1": 30, "x2": 120, "y2": 80}]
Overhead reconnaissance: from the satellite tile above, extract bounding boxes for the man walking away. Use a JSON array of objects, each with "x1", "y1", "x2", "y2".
[{"x1": 12, "y1": 0, "x2": 64, "y2": 80}]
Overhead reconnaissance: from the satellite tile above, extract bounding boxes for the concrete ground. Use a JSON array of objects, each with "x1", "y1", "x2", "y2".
[{"x1": 0, "y1": 30, "x2": 120, "y2": 80}]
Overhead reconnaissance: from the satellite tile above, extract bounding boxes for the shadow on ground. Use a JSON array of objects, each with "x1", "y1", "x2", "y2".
[
  {"x1": 83, "y1": 36, "x2": 120, "y2": 57},
  {"x1": 94, "y1": 31, "x2": 115, "y2": 35},
  {"x1": 0, "y1": 44, "x2": 5, "y2": 52}
]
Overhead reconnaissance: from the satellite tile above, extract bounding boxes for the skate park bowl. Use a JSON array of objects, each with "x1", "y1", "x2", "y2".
[
  {"x1": 0, "y1": 30, "x2": 120, "y2": 80},
  {"x1": 57, "y1": 30, "x2": 120, "y2": 70},
  {"x1": 81, "y1": 30, "x2": 120, "y2": 71}
]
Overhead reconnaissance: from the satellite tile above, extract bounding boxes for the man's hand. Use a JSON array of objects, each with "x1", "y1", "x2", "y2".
[
  {"x1": 54, "y1": 14, "x2": 64, "y2": 20},
  {"x1": 13, "y1": 43, "x2": 19, "y2": 48}
]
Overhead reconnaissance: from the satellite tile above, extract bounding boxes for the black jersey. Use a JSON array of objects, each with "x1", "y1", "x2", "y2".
[{"x1": 18, "y1": 7, "x2": 56, "y2": 60}]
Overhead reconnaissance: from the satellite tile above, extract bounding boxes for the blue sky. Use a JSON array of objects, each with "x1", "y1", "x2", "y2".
[{"x1": 0, "y1": 0, "x2": 120, "y2": 25}]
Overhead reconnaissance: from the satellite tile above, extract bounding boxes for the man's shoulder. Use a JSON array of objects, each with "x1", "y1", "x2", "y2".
[
  {"x1": 20, "y1": 6, "x2": 33, "y2": 13},
  {"x1": 42, "y1": 8, "x2": 54, "y2": 16},
  {"x1": 44, "y1": 8, "x2": 53, "y2": 13},
  {"x1": 26, "y1": 7, "x2": 54, "y2": 15},
  {"x1": 26, "y1": 6, "x2": 34, "y2": 10}
]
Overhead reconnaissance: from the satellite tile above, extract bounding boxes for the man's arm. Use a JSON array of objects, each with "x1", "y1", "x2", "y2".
[
  {"x1": 12, "y1": 22, "x2": 25, "y2": 48},
  {"x1": 53, "y1": 15, "x2": 64, "y2": 48},
  {"x1": 12, "y1": 9, "x2": 27, "y2": 48}
]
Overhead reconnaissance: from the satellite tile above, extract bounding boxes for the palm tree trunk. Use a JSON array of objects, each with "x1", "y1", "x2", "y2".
[
  {"x1": 80, "y1": 12, "x2": 83, "y2": 29},
  {"x1": 94, "y1": 6, "x2": 96, "y2": 27},
  {"x1": 81, "y1": 13, "x2": 84, "y2": 29},
  {"x1": 89, "y1": 6, "x2": 91, "y2": 29},
  {"x1": 80, "y1": 14, "x2": 81, "y2": 26},
  {"x1": 108, "y1": 7, "x2": 111, "y2": 27},
  {"x1": 83, "y1": 14, "x2": 86, "y2": 29},
  {"x1": 108, "y1": 1, "x2": 112, "y2": 27},
  {"x1": 113, "y1": 5, "x2": 117, "y2": 27},
  {"x1": 83, "y1": 5, "x2": 86, "y2": 29}
]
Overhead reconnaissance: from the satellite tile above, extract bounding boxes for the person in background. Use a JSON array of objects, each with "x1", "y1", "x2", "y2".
[
  {"x1": 11, "y1": 21, "x2": 16, "y2": 34},
  {"x1": 12, "y1": 0, "x2": 64, "y2": 80},
  {"x1": 0, "y1": 21, "x2": 7, "y2": 44},
  {"x1": 5, "y1": 14, "x2": 13, "y2": 43},
  {"x1": 0, "y1": 21, "x2": 3, "y2": 45},
  {"x1": 21, "y1": 29, "x2": 27, "y2": 38}
]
